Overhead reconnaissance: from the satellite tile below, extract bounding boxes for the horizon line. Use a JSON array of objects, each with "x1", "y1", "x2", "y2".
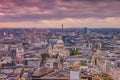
[{"x1": 0, "y1": 27, "x2": 120, "y2": 29}]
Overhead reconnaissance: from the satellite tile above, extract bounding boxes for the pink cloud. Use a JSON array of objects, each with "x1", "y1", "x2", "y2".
[{"x1": 0, "y1": 0, "x2": 119, "y2": 22}]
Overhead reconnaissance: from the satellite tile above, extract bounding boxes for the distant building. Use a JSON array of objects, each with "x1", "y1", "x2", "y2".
[
  {"x1": 24, "y1": 58, "x2": 40, "y2": 68},
  {"x1": 83, "y1": 27, "x2": 91, "y2": 34},
  {"x1": 62, "y1": 24, "x2": 64, "y2": 33},
  {"x1": 61, "y1": 24, "x2": 64, "y2": 36},
  {"x1": 83, "y1": 27, "x2": 88, "y2": 34}
]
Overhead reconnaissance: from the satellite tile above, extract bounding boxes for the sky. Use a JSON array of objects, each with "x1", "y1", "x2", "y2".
[{"x1": 0, "y1": 0, "x2": 120, "y2": 28}]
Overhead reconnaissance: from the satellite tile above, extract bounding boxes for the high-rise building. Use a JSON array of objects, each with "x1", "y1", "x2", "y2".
[
  {"x1": 83, "y1": 27, "x2": 88, "y2": 34},
  {"x1": 83, "y1": 27, "x2": 91, "y2": 34},
  {"x1": 62, "y1": 24, "x2": 63, "y2": 32}
]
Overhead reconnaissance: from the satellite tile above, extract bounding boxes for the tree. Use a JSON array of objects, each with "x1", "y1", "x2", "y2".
[
  {"x1": 40, "y1": 53, "x2": 49, "y2": 67},
  {"x1": 104, "y1": 77, "x2": 113, "y2": 80},
  {"x1": 93, "y1": 44, "x2": 100, "y2": 52},
  {"x1": 70, "y1": 49, "x2": 81, "y2": 55},
  {"x1": 80, "y1": 61, "x2": 87, "y2": 66},
  {"x1": 101, "y1": 73, "x2": 109, "y2": 77}
]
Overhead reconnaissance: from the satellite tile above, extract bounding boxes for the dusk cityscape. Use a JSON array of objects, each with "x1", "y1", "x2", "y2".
[{"x1": 0, "y1": 0, "x2": 120, "y2": 80}]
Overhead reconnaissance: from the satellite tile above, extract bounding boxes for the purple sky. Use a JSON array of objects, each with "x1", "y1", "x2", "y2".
[{"x1": 0, "y1": 0, "x2": 120, "y2": 28}]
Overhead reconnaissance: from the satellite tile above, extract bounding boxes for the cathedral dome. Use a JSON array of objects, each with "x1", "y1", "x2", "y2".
[{"x1": 56, "y1": 39, "x2": 64, "y2": 45}]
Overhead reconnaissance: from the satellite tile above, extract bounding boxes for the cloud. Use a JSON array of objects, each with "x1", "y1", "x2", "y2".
[
  {"x1": 0, "y1": 17, "x2": 120, "y2": 28},
  {"x1": 0, "y1": 0, "x2": 120, "y2": 22}
]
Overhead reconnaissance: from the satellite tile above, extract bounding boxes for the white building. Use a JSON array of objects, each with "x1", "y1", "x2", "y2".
[
  {"x1": 48, "y1": 38, "x2": 70, "y2": 57},
  {"x1": 70, "y1": 71, "x2": 80, "y2": 80}
]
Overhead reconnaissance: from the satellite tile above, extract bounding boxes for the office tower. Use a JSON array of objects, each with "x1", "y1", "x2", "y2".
[
  {"x1": 61, "y1": 24, "x2": 64, "y2": 35},
  {"x1": 83, "y1": 27, "x2": 88, "y2": 34}
]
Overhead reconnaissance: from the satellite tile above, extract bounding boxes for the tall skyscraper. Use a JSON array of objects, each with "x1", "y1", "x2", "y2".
[
  {"x1": 83, "y1": 27, "x2": 88, "y2": 34},
  {"x1": 62, "y1": 24, "x2": 64, "y2": 33},
  {"x1": 83, "y1": 27, "x2": 91, "y2": 34},
  {"x1": 61, "y1": 24, "x2": 64, "y2": 36}
]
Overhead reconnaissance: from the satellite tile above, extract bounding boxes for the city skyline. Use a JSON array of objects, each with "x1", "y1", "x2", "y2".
[{"x1": 0, "y1": 0, "x2": 120, "y2": 28}]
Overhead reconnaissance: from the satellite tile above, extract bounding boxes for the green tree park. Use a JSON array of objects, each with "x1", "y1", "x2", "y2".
[{"x1": 70, "y1": 49, "x2": 81, "y2": 55}]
